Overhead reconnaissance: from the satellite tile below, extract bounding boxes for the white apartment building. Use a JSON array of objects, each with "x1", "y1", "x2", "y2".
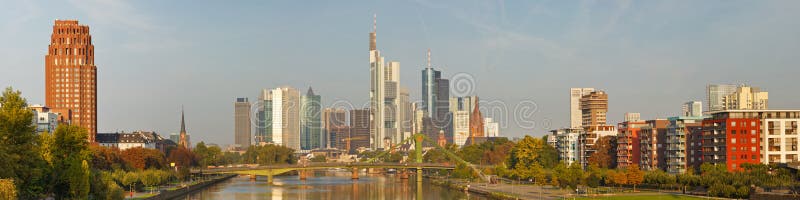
[{"x1": 570, "y1": 88, "x2": 595, "y2": 128}]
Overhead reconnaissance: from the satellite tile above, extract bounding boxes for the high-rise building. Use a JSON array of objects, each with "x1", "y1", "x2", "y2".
[
  {"x1": 616, "y1": 117, "x2": 646, "y2": 169},
  {"x1": 398, "y1": 87, "x2": 413, "y2": 142},
  {"x1": 581, "y1": 91, "x2": 608, "y2": 129},
  {"x1": 484, "y1": 118, "x2": 499, "y2": 137},
  {"x1": 322, "y1": 108, "x2": 348, "y2": 149},
  {"x1": 368, "y1": 15, "x2": 401, "y2": 150},
  {"x1": 264, "y1": 87, "x2": 301, "y2": 150},
  {"x1": 639, "y1": 119, "x2": 669, "y2": 171},
  {"x1": 723, "y1": 86, "x2": 768, "y2": 110},
  {"x1": 552, "y1": 128, "x2": 583, "y2": 165},
  {"x1": 412, "y1": 103, "x2": 424, "y2": 137},
  {"x1": 707, "y1": 84, "x2": 737, "y2": 112},
  {"x1": 300, "y1": 88, "x2": 322, "y2": 150},
  {"x1": 682, "y1": 101, "x2": 703, "y2": 117},
  {"x1": 666, "y1": 116, "x2": 705, "y2": 174},
  {"x1": 703, "y1": 110, "x2": 799, "y2": 171},
  {"x1": 570, "y1": 88, "x2": 595, "y2": 128},
  {"x1": 349, "y1": 109, "x2": 371, "y2": 152},
  {"x1": 450, "y1": 96, "x2": 476, "y2": 146},
  {"x1": 422, "y1": 50, "x2": 451, "y2": 142},
  {"x1": 45, "y1": 20, "x2": 98, "y2": 142},
  {"x1": 234, "y1": 98, "x2": 251, "y2": 150},
  {"x1": 256, "y1": 89, "x2": 270, "y2": 145},
  {"x1": 624, "y1": 113, "x2": 641, "y2": 122}
]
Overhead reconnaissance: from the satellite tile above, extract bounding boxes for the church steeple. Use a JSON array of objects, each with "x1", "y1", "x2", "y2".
[{"x1": 179, "y1": 106, "x2": 188, "y2": 149}]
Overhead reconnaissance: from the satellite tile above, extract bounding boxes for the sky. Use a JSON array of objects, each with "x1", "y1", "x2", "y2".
[{"x1": 1, "y1": 0, "x2": 799, "y2": 146}]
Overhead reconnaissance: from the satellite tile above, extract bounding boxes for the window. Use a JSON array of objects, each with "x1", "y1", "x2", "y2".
[
  {"x1": 751, "y1": 138, "x2": 756, "y2": 144},
  {"x1": 732, "y1": 138, "x2": 736, "y2": 144},
  {"x1": 751, "y1": 121, "x2": 756, "y2": 127},
  {"x1": 732, "y1": 130, "x2": 737, "y2": 135},
  {"x1": 731, "y1": 155, "x2": 736, "y2": 160},
  {"x1": 732, "y1": 122, "x2": 737, "y2": 127},
  {"x1": 751, "y1": 130, "x2": 756, "y2": 135}
]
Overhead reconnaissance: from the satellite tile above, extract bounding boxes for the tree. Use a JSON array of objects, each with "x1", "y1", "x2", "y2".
[
  {"x1": 121, "y1": 172, "x2": 139, "y2": 194},
  {"x1": 310, "y1": 155, "x2": 327, "y2": 162},
  {"x1": 90, "y1": 145, "x2": 126, "y2": 170},
  {"x1": 121, "y1": 147, "x2": 167, "y2": 170},
  {"x1": 0, "y1": 87, "x2": 47, "y2": 198},
  {"x1": 626, "y1": 165, "x2": 644, "y2": 191},
  {"x1": 168, "y1": 147, "x2": 198, "y2": 169},
  {"x1": 588, "y1": 136, "x2": 616, "y2": 169},
  {"x1": 140, "y1": 170, "x2": 160, "y2": 194},
  {"x1": 0, "y1": 179, "x2": 16, "y2": 200},
  {"x1": 609, "y1": 170, "x2": 628, "y2": 188},
  {"x1": 51, "y1": 125, "x2": 92, "y2": 199}
]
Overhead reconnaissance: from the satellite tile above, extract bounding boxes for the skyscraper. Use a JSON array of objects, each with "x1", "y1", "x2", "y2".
[
  {"x1": 723, "y1": 86, "x2": 768, "y2": 110},
  {"x1": 234, "y1": 97, "x2": 251, "y2": 149},
  {"x1": 45, "y1": 20, "x2": 98, "y2": 142},
  {"x1": 398, "y1": 87, "x2": 413, "y2": 142},
  {"x1": 450, "y1": 96, "x2": 476, "y2": 146},
  {"x1": 322, "y1": 108, "x2": 348, "y2": 149},
  {"x1": 706, "y1": 84, "x2": 737, "y2": 112},
  {"x1": 570, "y1": 88, "x2": 595, "y2": 128},
  {"x1": 256, "y1": 89, "x2": 270, "y2": 145},
  {"x1": 300, "y1": 88, "x2": 322, "y2": 150},
  {"x1": 484, "y1": 117, "x2": 499, "y2": 137},
  {"x1": 580, "y1": 91, "x2": 608, "y2": 129},
  {"x1": 369, "y1": 15, "x2": 401, "y2": 150},
  {"x1": 682, "y1": 101, "x2": 703, "y2": 117},
  {"x1": 421, "y1": 50, "x2": 450, "y2": 142},
  {"x1": 264, "y1": 87, "x2": 300, "y2": 150},
  {"x1": 350, "y1": 109, "x2": 371, "y2": 152}
]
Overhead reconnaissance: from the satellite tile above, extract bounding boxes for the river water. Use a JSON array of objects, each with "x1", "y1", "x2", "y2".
[{"x1": 177, "y1": 171, "x2": 489, "y2": 200}]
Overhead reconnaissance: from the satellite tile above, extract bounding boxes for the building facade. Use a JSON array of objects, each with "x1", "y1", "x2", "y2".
[
  {"x1": 570, "y1": 88, "x2": 595, "y2": 128},
  {"x1": 617, "y1": 119, "x2": 646, "y2": 168},
  {"x1": 579, "y1": 125, "x2": 616, "y2": 168},
  {"x1": 45, "y1": 20, "x2": 98, "y2": 142},
  {"x1": 723, "y1": 86, "x2": 768, "y2": 110},
  {"x1": 368, "y1": 17, "x2": 402, "y2": 150},
  {"x1": 484, "y1": 118, "x2": 499, "y2": 137},
  {"x1": 264, "y1": 87, "x2": 301, "y2": 150},
  {"x1": 707, "y1": 84, "x2": 738, "y2": 112},
  {"x1": 234, "y1": 97, "x2": 251, "y2": 149},
  {"x1": 349, "y1": 109, "x2": 371, "y2": 152},
  {"x1": 666, "y1": 116, "x2": 705, "y2": 174},
  {"x1": 322, "y1": 108, "x2": 348, "y2": 149},
  {"x1": 30, "y1": 104, "x2": 60, "y2": 134},
  {"x1": 553, "y1": 128, "x2": 583, "y2": 165},
  {"x1": 300, "y1": 88, "x2": 322, "y2": 150},
  {"x1": 682, "y1": 101, "x2": 703, "y2": 117},
  {"x1": 450, "y1": 96, "x2": 476, "y2": 146},
  {"x1": 581, "y1": 91, "x2": 608, "y2": 128},
  {"x1": 702, "y1": 111, "x2": 764, "y2": 171},
  {"x1": 639, "y1": 119, "x2": 669, "y2": 171}
]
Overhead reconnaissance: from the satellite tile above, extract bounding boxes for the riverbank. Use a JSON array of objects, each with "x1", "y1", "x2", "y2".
[{"x1": 128, "y1": 174, "x2": 236, "y2": 200}]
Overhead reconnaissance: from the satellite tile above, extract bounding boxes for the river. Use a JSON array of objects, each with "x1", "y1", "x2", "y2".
[{"x1": 176, "y1": 171, "x2": 490, "y2": 200}]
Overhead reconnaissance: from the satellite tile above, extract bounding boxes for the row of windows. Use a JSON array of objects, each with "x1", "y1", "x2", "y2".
[
  {"x1": 55, "y1": 27, "x2": 88, "y2": 35},
  {"x1": 53, "y1": 58, "x2": 93, "y2": 65},
  {"x1": 50, "y1": 47, "x2": 92, "y2": 56}
]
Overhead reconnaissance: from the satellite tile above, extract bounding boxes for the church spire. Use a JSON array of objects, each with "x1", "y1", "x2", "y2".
[{"x1": 180, "y1": 106, "x2": 186, "y2": 134}]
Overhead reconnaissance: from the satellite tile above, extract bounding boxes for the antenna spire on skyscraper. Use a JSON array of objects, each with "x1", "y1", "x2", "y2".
[
  {"x1": 427, "y1": 49, "x2": 431, "y2": 69},
  {"x1": 373, "y1": 13, "x2": 377, "y2": 33}
]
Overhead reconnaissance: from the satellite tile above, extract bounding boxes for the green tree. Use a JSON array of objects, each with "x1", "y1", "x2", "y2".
[
  {"x1": 0, "y1": 87, "x2": 48, "y2": 198},
  {"x1": 121, "y1": 172, "x2": 139, "y2": 193},
  {"x1": 51, "y1": 125, "x2": 92, "y2": 199}
]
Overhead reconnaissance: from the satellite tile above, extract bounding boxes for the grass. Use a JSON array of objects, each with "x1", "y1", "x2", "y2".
[{"x1": 572, "y1": 194, "x2": 708, "y2": 200}]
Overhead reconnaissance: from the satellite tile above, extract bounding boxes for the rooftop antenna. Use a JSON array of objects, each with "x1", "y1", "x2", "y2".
[
  {"x1": 373, "y1": 13, "x2": 377, "y2": 33},
  {"x1": 427, "y1": 49, "x2": 431, "y2": 69}
]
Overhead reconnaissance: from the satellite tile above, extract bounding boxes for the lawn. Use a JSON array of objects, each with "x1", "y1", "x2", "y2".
[{"x1": 572, "y1": 194, "x2": 707, "y2": 200}]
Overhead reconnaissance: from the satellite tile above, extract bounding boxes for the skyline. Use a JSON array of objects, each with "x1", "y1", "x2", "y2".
[{"x1": 2, "y1": 1, "x2": 800, "y2": 146}]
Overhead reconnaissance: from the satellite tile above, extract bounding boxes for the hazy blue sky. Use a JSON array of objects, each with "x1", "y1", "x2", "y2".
[{"x1": 2, "y1": 0, "x2": 799, "y2": 146}]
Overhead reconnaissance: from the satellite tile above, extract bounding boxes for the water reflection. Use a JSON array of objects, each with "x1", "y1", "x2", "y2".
[{"x1": 180, "y1": 171, "x2": 487, "y2": 200}]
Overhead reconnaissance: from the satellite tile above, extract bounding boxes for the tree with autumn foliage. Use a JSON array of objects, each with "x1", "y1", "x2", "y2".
[
  {"x1": 626, "y1": 165, "x2": 644, "y2": 191},
  {"x1": 588, "y1": 136, "x2": 616, "y2": 169},
  {"x1": 121, "y1": 147, "x2": 166, "y2": 170}
]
